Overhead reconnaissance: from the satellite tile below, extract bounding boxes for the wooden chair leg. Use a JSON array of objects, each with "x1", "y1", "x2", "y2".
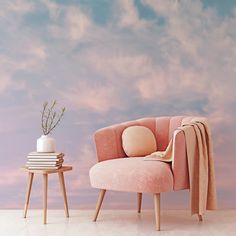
[
  {"x1": 43, "y1": 174, "x2": 48, "y2": 224},
  {"x1": 137, "y1": 192, "x2": 142, "y2": 213},
  {"x1": 154, "y1": 193, "x2": 161, "y2": 231},
  {"x1": 58, "y1": 172, "x2": 69, "y2": 217},
  {"x1": 93, "y1": 189, "x2": 106, "y2": 222},
  {"x1": 198, "y1": 214, "x2": 203, "y2": 221},
  {"x1": 23, "y1": 173, "x2": 34, "y2": 218}
]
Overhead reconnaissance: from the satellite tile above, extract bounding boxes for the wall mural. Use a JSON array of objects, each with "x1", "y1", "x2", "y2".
[{"x1": 0, "y1": 0, "x2": 235, "y2": 209}]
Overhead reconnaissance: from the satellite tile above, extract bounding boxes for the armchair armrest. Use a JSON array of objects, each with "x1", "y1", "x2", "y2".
[{"x1": 172, "y1": 129, "x2": 190, "y2": 190}]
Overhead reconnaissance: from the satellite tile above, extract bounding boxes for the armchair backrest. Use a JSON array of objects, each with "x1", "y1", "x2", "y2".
[{"x1": 94, "y1": 116, "x2": 186, "y2": 160}]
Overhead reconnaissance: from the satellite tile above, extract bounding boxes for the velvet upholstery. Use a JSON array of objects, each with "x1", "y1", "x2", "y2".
[
  {"x1": 91, "y1": 116, "x2": 193, "y2": 192},
  {"x1": 90, "y1": 157, "x2": 173, "y2": 193}
]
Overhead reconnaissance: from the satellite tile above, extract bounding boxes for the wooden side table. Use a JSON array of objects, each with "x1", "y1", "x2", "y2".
[{"x1": 21, "y1": 166, "x2": 72, "y2": 224}]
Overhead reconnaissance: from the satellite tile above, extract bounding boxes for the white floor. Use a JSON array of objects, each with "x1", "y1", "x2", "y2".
[{"x1": 0, "y1": 209, "x2": 235, "y2": 236}]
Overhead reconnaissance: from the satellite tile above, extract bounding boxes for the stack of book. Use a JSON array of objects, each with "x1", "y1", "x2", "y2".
[{"x1": 26, "y1": 152, "x2": 64, "y2": 170}]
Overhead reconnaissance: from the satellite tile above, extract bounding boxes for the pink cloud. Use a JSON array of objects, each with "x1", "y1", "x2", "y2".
[
  {"x1": 0, "y1": 0, "x2": 236, "y2": 210},
  {"x1": 48, "y1": 6, "x2": 93, "y2": 43},
  {"x1": 118, "y1": 0, "x2": 150, "y2": 30},
  {"x1": 0, "y1": 168, "x2": 25, "y2": 186},
  {"x1": 0, "y1": 0, "x2": 34, "y2": 17},
  {"x1": 62, "y1": 81, "x2": 117, "y2": 112},
  {"x1": 66, "y1": 7, "x2": 91, "y2": 41}
]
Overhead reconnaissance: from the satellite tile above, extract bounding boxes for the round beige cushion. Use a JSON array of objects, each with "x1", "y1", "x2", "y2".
[{"x1": 122, "y1": 126, "x2": 157, "y2": 157}]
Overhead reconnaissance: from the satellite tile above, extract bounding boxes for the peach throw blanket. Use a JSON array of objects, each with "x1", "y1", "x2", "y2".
[
  {"x1": 145, "y1": 117, "x2": 217, "y2": 215},
  {"x1": 179, "y1": 118, "x2": 217, "y2": 216}
]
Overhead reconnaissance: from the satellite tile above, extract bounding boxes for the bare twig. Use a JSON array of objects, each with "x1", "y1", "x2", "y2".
[
  {"x1": 47, "y1": 111, "x2": 56, "y2": 135},
  {"x1": 48, "y1": 107, "x2": 65, "y2": 134},
  {"x1": 41, "y1": 102, "x2": 48, "y2": 135},
  {"x1": 44, "y1": 100, "x2": 56, "y2": 134},
  {"x1": 40, "y1": 101, "x2": 66, "y2": 135}
]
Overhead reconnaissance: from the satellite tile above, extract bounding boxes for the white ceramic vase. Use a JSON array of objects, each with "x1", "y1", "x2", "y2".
[{"x1": 37, "y1": 135, "x2": 55, "y2": 153}]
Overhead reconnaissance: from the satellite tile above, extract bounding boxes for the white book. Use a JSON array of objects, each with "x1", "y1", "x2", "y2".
[
  {"x1": 28, "y1": 152, "x2": 63, "y2": 156},
  {"x1": 27, "y1": 158, "x2": 63, "y2": 162},
  {"x1": 28, "y1": 153, "x2": 64, "y2": 159},
  {"x1": 26, "y1": 165, "x2": 61, "y2": 168},
  {"x1": 27, "y1": 166, "x2": 62, "y2": 170},
  {"x1": 27, "y1": 160, "x2": 63, "y2": 165},
  {"x1": 26, "y1": 162, "x2": 62, "y2": 167}
]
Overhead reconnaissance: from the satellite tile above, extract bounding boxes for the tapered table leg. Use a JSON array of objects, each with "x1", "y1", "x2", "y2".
[
  {"x1": 137, "y1": 192, "x2": 142, "y2": 213},
  {"x1": 23, "y1": 173, "x2": 34, "y2": 218},
  {"x1": 58, "y1": 172, "x2": 69, "y2": 217},
  {"x1": 43, "y1": 174, "x2": 48, "y2": 224}
]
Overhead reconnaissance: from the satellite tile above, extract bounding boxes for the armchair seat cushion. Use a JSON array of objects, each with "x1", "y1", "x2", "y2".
[{"x1": 89, "y1": 157, "x2": 174, "y2": 193}]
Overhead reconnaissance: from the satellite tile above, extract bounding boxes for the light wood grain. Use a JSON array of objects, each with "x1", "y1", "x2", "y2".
[
  {"x1": 43, "y1": 174, "x2": 48, "y2": 224},
  {"x1": 154, "y1": 193, "x2": 160, "y2": 231},
  {"x1": 21, "y1": 165, "x2": 72, "y2": 224},
  {"x1": 58, "y1": 172, "x2": 69, "y2": 217},
  {"x1": 93, "y1": 189, "x2": 106, "y2": 222},
  {"x1": 137, "y1": 192, "x2": 142, "y2": 213},
  {"x1": 21, "y1": 166, "x2": 72, "y2": 174},
  {"x1": 23, "y1": 173, "x2": 34, "y2": 218}
]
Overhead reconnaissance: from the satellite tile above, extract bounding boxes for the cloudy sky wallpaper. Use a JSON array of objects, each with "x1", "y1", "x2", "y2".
[{"x1": 0, "y1": 0, "x2": 235, "y2": 210}]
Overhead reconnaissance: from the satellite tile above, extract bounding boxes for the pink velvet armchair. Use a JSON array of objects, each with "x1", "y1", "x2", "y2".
[{"x1": 90, "y1": 116, "x2": 195, "y2": 230}]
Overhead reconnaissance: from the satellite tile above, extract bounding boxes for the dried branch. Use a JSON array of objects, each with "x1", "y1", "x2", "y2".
[
  {"x1": 41, "y1": 102, "x2": 48, "y2": 135},
  {"x1": 47, "y1": 107, "x2": 66, "y2": 135},
  {"x1": 44, "y1": 100, "x2": 56, "y2": 134},
  {"x1": 47, "y1": 111, "x2": 56, "y2": 135},
  {"x1": 40, "y1": 101, "x2": 66, "y2": 135}
]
